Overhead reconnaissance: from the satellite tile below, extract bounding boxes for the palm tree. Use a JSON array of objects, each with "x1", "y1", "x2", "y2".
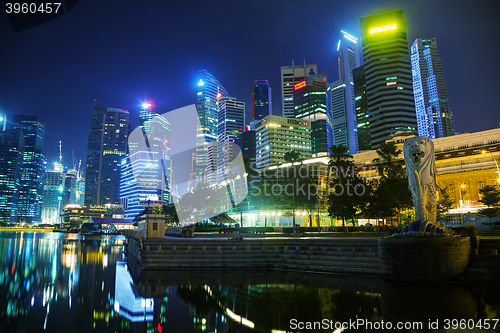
[
  {"x1": 376, "y1": 142, "x2": 403, "y2": 179},
  {"x1": 284, "y1": 150, "x2": 302, "y2": 229},
  {"x1": 328, "y1": 144, "x2": 352, "y2": 167}
]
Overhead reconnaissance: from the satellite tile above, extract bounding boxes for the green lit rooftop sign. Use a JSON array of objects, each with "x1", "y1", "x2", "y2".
[{"x1": 369, "y1": 24, "x2": 396, "y2": 34}]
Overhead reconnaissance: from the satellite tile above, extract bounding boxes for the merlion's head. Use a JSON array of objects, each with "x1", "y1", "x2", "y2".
[{"x1": 404, "y1": 136, "x2": 434, "y2": 167}]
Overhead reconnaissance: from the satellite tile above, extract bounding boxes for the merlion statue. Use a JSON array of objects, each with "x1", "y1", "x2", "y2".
[{"x1": 403, "y1": 136, "x2": 437, "y2": 224}]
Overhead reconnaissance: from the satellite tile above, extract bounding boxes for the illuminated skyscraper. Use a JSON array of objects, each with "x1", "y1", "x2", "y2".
[
  {"x1": 84, "y1": 101, "x2": 129, "y2": 206},
  {"x1": 217, "y1": 96, "x2": 245, "y2": 182},
  {"x1": 251, "y1": 80, "x2": 272, "y2": 121},
  {"x1": 353, "y1": 65, "x2": 370, "y2": 151},
  {"x1": 359, "y1": 9, "x2": 417, "y2": 148},
  {"x1": 139, "y1": 102, "x2": 171, "y2": 203},
  {"x1": 61, "y1": 169, "x2": 85, "y2": 208},
  {"x1": 281, "y1": 61, "x2": 317, "y2": 118},
  {"x1": 119, "y1": 102, "x2": 171, "y2": 218},
  {"x1": 11, "y1": 114, "x2": 46, "y2": 223},
  {"x1": 330, "y1": 30, "x2": 361, "y2": 154},
  {"x1": 196, "y1": 69, "x2": 228, "y2": 182},
  {"x1": 0, "y1": 129, "x2": 24, "y2": 223},
  {"x1": 294, "y1": 72, "x2": 330, "y2": 157},
  {"x1": 411, "y1": 38, "x2": 454, "y2": 139},
  {"x1": 120, "y1": 151, "x2": 162, "y2": 219},
  {"x1": 41, "y1": 162, "x2": 65, "y2": 225}
]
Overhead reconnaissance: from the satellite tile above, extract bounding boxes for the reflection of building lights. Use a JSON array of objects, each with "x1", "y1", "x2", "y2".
[{"x1": 225, "y1": 308, "x2": 255, "y2": 328}]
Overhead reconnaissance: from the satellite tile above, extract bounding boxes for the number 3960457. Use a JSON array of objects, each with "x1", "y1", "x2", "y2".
[{"x1": 6, "y1": 3, "x2": 62, "y2": 14}]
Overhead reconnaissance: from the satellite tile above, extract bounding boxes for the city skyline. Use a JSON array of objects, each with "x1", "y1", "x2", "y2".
[{"x1": 1, "y1": 0, "x2": 499, "y2": 165}]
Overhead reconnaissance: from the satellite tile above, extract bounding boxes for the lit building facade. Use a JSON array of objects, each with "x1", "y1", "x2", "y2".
[
  {"x1": 359, "y1": 9, "x2": 417, "y2": 148},
  {"x1": 331, "y1": 30, "x2": 362, "y2": 154},
  {"x1": 139, "y1": 102, "x2": 171, "y2": 203},
  {"x1": 0, "y1": 129, "x2": 24, "y2": 223},
  {"x1": 217, "y1": 96, "x2": 245, "y2": 182},
  {"x1": 252, "y1": 80, "x2": 272, "y2": 121},
  {"x1": 62, "y1": 205, "x2": 124, "y2": 228},
  {"x1": 11, "y1": 114, "x2": 46, "y2": 223},
  {"x1": 328, "y1": 80, "x2": 347, "y2": 150},
  {"x1": 196, "y1": 69, "x2": 229, "y2": 182},
  {"x1": 353, "y1": 65, "x2": 370, "y2": 151},
  {"x1": 255, "y1": 115, "x2": 312, "y2": 168},
  {"x1": 84, "y1": 101, "x2": 129, "y2": 206},
  {"x1": 411, "y1": 38, "x2": 454, "y2": 139},
  {"x1": 293, "y1": 72, "x2": 330, "y2": 157},
  {"x1": 235, "y1": 129, "x2": 256, "y2": 166},
  {"x1": 120, "y1": 151, "x2": 163, "y2": 219},
  {"x1": 61, "y1": 169, "x2": 85, "y2": 209},
  {"x1": 353, "y1": 128, "x2": 500, "y2": 209},
  {"x1": 41, "y1": 162, "x2": 65, "y2": 224},
  {"x1": 281, "y1": 62, "x2": 317, "y2": 118}
]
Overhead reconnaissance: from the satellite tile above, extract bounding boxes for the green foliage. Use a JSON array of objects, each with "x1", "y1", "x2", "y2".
[
  {"x1": 478, "y1": 185, "x2": 500, "y2": 230},
  {"x1": 479, "y1": 185, "x2": 500, "y2": 206},
  {"x1": 327, "y1": 144, "x2": 369, "y2": 230},
  {"x1": 162, "y1": 204, "x2": 179, "y2": 223},
  {"x1": 375, "y1": 142, "x2": 404, "y2": 179},
  {"x1": 436, "y1": 187, "x2": 454, "y2": 221},
  {"x1": 363, "y1": 177, "x2": 413, "y2": 226},
  {"x1": 451, "y1": 225, "x2": 478, "y2": 237}
]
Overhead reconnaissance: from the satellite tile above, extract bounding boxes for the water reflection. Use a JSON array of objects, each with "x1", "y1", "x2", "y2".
[{"x1": 0, "y1": 232, "x2": 499, "y2": 333}]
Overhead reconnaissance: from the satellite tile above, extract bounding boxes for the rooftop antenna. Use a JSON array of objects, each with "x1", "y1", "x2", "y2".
[{"x1": 59, "y1": 141, "x2": 62, "y2": 166}]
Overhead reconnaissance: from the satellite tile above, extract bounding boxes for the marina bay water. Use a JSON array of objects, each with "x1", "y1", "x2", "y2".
[{"x1": 0, "y1": 232, "x2": 498, "y2": 332}]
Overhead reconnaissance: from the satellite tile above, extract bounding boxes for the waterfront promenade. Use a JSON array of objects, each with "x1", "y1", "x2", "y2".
[{"x1": 124, "y1": 230, "x2": 500, "y2": 285}]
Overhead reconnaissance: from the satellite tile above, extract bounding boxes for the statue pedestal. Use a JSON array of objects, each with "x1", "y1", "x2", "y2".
[{"x1": 378, "y1": 236, "x2": 470, "y2": 281}]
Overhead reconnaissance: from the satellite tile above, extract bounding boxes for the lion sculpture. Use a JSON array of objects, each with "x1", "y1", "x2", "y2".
[{"x1": 403, "y1": 136, "x2": 437, "y2": 224}]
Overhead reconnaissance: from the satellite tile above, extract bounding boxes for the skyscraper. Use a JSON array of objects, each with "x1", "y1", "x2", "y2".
[
  {"x1": 196, "y1": 69, "x2": 228, "y2": 182},
  {"x1": 139, "y1": 102, "x2": 171, "y2": 203},
  {"x1": 84, "y1": 101, "x2": 129, "y2": 206},
  {"x1": 251, "y1": 80, "x2": 272, "y2": 121},
  {"x1": 255, "y1": 115, "x2": 311, "y2": 168},
  {"x1": 330, "y1": 30, "x2": 361, "y2": 154},
  {"x1": 11, "y1": 114, "x2": 46, "y2": 223},
  {"x1": 281, "y1": 61, "x2": 317, "y2": 118},
  {"x1": 328, "y1": 79, "x2": 347, "y2": 148},
  {"x1": 41, "y1": 161, "x2": 64, "y2": 225},
  {"x1": 217, "y1": 96, "x2": 245, "y2": 182},
  {"x1": 353, "y1": 65, "x2": 370, "y2": 151},
  {"x1": 61, "y1": 168, "x2": 85, "y2": 209},
  {"x1": 359, "y1": 9, "x2": 417, "y2": 148},
  {"x1": 0, "y1": 129, "x2": 24, "y2": 223},
  {"x1": 411, "y1": 38, "x2": 455, "y2": 139},
  {"x1": 120, "y1": 151, "x2": 162, "y2": 219},
  {"x1": 293, "y1": 72, "x2": 330, "y2": 157}
]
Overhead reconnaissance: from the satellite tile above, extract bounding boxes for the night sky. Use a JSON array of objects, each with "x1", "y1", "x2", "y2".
[{"x1": 1, "y1": 0, "x2": 499, "y2": 169}]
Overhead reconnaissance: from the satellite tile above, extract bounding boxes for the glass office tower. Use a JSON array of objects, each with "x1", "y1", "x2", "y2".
[
  {"x1": 411, "y1": 37, "x2": 455, "y2": 139},
  {"x1": 251, "y1": 80, "x2": 272, "y2": 121},
  {"x1": 84, "y1": 101, "x2": 129, "y2": 206},
  {"x1": 196, "y1": 69, "x2": 228, "y2": 183},
  {"x1": 11, "y1": 115, "x2": 46, "y2": 223},
  {"x1": 359, "y1": 9, "x2": 417, "y2": 148}
]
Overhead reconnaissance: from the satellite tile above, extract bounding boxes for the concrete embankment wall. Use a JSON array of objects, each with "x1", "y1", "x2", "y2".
[{"x1": 126, "y1": 237, "x2": 381, "y2": 276}]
